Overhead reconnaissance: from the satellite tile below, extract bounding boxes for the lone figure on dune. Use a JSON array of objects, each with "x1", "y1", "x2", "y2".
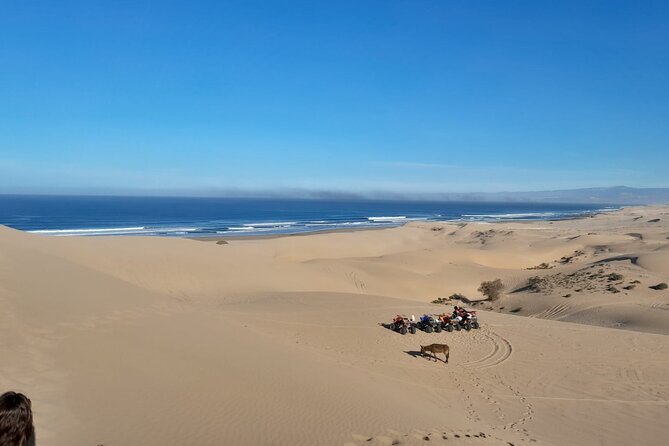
[{"x1": 420, "y1": 344, "x2": 450, "y2": 363}]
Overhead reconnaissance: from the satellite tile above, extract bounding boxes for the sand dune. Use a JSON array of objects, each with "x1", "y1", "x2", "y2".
[{"x1": 1, "y1": 207, "x2": 668, "y2": 445}]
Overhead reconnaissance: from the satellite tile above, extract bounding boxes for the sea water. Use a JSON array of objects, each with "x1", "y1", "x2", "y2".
[{"x1": 0, "y1": 195, "x2": 617, "y2": 237}]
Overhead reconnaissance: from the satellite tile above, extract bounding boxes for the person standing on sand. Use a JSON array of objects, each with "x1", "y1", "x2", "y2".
[{"x1": 0, "y1": 392, "x2": 35, "y2": 446}]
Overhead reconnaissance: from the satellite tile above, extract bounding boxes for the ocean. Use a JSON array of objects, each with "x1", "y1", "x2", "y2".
[{"x1": 0, "y1": 195, "x2": 617, "y2": 237}]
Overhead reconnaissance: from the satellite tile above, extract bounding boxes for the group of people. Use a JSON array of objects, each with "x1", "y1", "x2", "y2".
[
  {"x1": 451, "y1": 305, "x2": 472, "y2": 324},
  {"x1": 437, "y1": 306, "x2": 473, "y2": 325},
  {"x1": 0, "y1": 392, "x2": 34, "y2": 446},
  {"x1": 406, "y1": 306, "x2": 472, "y2": 323}
]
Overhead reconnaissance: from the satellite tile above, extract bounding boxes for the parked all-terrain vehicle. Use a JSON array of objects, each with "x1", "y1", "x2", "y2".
[
  {"x1": 388, "y1": 315, "x2": 417, "y2": 335},
  {"x1": 437, "y1": 313, "x2": 457, "y2": 332},
  {"x1": 417, "y1": 314, "x2": 442, "y2": 333},
  {"x1": 454, "y1": 310, "x2": 480, "y2": 331},
  {"x1": 465, "y1": 311, "x2": 480, "y2": 330}
]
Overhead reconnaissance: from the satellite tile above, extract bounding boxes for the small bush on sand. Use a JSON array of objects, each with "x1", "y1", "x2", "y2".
[
  {"x1": 527, "y1": 276, "x2": 546, "y2": 293},
  {"x1": 478, "y1": 279, "x2": 504, "y2": 301},
  {"x1": 650, "y1": 283, "x2": 668, "y2": 290},
  {"x1": 432, "y1": 293, "x2": 472, "y2": 304},
  {"x1": 527, "y1": 262, "x2": 551, "y2": 270},
  {"x1": 450, "y1": 293, "x2": 472, "y2": 303}
]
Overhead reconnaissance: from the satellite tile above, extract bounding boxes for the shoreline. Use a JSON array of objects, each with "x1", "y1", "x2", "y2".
[
  {"x1": 188, "y1": 206, "x2": 628, "y2": 242},
  {"x1": 188, "y1": 223, "x2": 395, "y2": 242}
]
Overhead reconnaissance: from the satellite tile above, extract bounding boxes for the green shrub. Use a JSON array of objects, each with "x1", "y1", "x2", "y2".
[{"x1": 478, "y1": 279, "x2": 504, "y2": 301}]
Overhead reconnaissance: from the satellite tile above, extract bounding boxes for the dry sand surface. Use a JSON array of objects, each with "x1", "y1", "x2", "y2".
[{"x1": 1, "y1": 206, "x2": 668, "y2": 445}]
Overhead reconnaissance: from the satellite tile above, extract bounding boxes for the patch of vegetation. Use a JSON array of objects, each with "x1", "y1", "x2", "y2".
[
  {"x1": 527, "y1": 262, "x2": 551, "y2": 270},
  {"x1": 557, "y1": 250, "x2": 585, "y2": 265},
  {"x1": 650, "y1": 283, "x2": 668, "y2": 290},
  {"x1": 432, "y1": 293, "x2": 472, "y2": 304},
  {"x1": 478, "y1": 279, "x2": 504, "y2": 301},
  {"x1": 450, "y1": 293, "x2": 472, "y2": 303},
  {"x1": 527, "y1": 276, "x2": 548, "y2": 293}
]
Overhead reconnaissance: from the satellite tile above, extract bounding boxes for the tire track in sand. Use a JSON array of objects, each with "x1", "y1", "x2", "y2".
[
  {"x1": 459, "y1": 328, "x2": 535, "y2": 439},
  {"x1": 462, "y1": 331, "x2": 513, "y2": 370}
]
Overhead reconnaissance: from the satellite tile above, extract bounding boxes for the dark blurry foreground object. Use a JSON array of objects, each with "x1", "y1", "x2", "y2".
[{"x1": 0, "y1": 392, "x2": 34, "y2": 446}]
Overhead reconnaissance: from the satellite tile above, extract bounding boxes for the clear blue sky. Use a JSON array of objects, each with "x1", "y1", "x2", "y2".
[{"x1": 1, "y1": 1, "x2": 667, "y2": 196}]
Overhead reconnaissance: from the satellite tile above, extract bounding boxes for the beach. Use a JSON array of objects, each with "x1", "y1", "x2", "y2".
[{"x1": 1, "y1": 206, "x2": 668, "y2": 445}]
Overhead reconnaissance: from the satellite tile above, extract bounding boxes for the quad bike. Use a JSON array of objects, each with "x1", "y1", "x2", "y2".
[
  {"x1": 437, "y1": 313, "x2": 457, "y2": 332},
  {"x1": 416, "y1": 314, "x2": 442, "y2": 333},
  {"x1": 467, "y1": 311, "x2": 480, "y2": 330},
  {"x1": 388, "y1": 315, "x2": 417, "y2": 335},
  {"x1": 455, "y1": 311, "x2": 480, "y2": 331}
]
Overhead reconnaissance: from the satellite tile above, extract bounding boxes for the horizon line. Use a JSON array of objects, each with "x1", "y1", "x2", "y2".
[{"x1": 0, "y1": 184, "x2": 665, "y2": 204}]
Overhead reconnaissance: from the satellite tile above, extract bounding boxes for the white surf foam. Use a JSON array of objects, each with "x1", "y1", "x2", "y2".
[
  {"x1": 28, "y1": 227, "x2": 200, "y2": 236},
  {"x1": 29, "y1": 227, "x2": 147, "y2": 236},
  {"x1": 367, "y1": 216, "x2": 407, "y2": 222},
  {"x1": 243, "y1": 222, "x2": 298, "y2": 227},
  {"x1": 461, "y1": 212, "x2": 561, "y2": 219}
]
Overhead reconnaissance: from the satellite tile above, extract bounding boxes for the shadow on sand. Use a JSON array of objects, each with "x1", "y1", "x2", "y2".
[
  {"x1": 404, "y1": 350, "x2": 423, "y2": 359},
  {"x1": 404, "y1": 350, "x2": 445, "y2": 363}
]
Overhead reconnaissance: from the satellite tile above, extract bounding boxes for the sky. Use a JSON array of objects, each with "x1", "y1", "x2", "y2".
[{"x1": 1, "y1": 0, "x2": 668, "y2": 197}]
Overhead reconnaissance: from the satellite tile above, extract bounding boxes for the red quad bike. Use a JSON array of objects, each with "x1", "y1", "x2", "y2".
[
  {"x1": 457, "y1": 310, "x2": 480, "y2": 331},
  {"x1": 388, "y1": 315, "x2": 417, "y2": 335}
]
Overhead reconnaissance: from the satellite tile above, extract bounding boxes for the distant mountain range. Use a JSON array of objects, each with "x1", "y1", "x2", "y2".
[{"x1": 432, "y1": 186, "x2": 669, "y2": 205}]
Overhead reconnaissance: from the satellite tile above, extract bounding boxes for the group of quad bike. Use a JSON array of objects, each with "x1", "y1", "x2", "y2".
[{"x1": 387, "y1": 307, "x2": 480, "y2": 335}]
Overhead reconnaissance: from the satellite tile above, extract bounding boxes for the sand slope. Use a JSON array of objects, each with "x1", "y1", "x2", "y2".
[{"x1": 1, "y1": 207, "x2": 668, "y2": 445}]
